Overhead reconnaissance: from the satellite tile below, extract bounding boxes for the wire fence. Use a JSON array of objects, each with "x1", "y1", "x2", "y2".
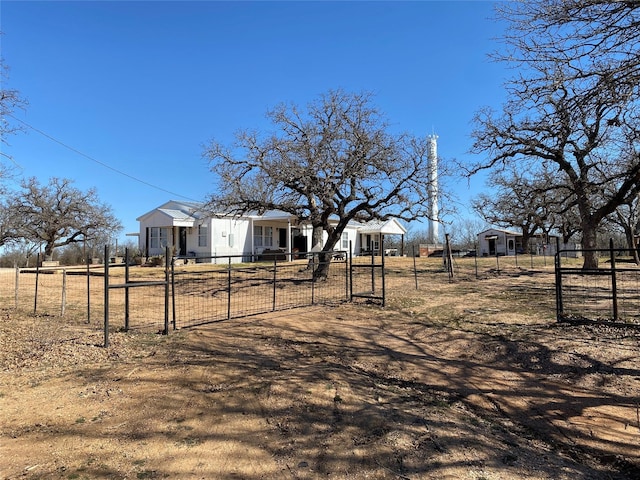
[
  {"x1": 172, "y1": 253, "x2": 350, "y2": 328},
  {"x1": 0, "y1": 266, "x2": 105, "y2": 322},
  {"x1": 555, "y1": 245, "x2": 640, "y2": 325},
  {"x1": 408, "y1": 249, "x2": 558, "y2": 282},
  {"x1": 0, "y1": 252, "x2": 564, "y2": 329},
  {"x1": 3, "y1": 246, "x2": 639, "y2": 340}
]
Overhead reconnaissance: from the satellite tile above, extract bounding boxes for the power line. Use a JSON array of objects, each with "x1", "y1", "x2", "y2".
[{"x1": 7, "y1": 113, "x2": 203, "y2": 202}]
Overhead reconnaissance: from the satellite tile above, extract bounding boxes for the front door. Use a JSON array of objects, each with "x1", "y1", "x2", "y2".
[
  {"x1": 278, "y1": 228, "x2": 287, "y2": 250},
  {"x1": 488, "y1": 238, "x2": 496, "y2": 256}
]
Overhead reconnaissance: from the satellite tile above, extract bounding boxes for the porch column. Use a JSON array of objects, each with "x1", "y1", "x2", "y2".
[
  {"x1": 250, "y1": 218, "x2": 255, "y2": 260},
  {"x1": 173, "y1": 226, "x2": 178, "y2": 256}
]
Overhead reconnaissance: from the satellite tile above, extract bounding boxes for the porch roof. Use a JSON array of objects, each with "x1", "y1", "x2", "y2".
[
  {"x1": 357, "y1": 218, "x2": 407, "y2": 235},
  {"x1": 160, "y1": 208, "x2": 197, "y2": 225},
  {"x1": 247, "y1": 210, "x2": 297, "y2": 221},
  {"x1": 478, "y1": 228, "x2": 520, "y2": 237}
]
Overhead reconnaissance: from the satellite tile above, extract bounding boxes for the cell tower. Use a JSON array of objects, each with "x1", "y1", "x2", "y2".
[{"x1": 427, "y1": 134, "x2": 439, "y2": 244}]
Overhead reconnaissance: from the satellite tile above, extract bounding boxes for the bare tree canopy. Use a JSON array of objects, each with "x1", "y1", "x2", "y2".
[
  {"x1": 606, "y1": 191, "x2": 640, "y2": 264},
  {"x1": 496, "y1": 1, "x2": 640, "y2": 99},
  {"x1": 204, "y1": 89, "x2": 442, "y2": 276},
  {"x1": 472, "y1": 166, "x2": 561, "y2": 251},
  {"x1": 469, "y1": 1, "x2": 640, "y2": 268},
  {"x1": 5, "y1": 177, "x2": 122, "y2": 259},
  {"x1": 0, "y1": 51, "x2": 28, "y2": 184}
]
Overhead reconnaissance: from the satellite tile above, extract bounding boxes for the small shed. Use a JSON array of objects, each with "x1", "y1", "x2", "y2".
[
  {"x1": 477, "y1": 228, "x2": 565, "y2": 256},
  {"x1": 477, "y1": 228, "x2": 521, "y2": 256}
]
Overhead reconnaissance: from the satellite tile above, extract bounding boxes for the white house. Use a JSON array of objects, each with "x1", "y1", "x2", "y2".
[{"x1": 136, "y1": 200, "x2": 408, "y2": 262}]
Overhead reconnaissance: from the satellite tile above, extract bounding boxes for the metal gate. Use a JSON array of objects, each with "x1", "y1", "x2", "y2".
[
  {"x1": 349, "y1": 240, "x2": 386, "y2": 306},
  {"x1": 555, "y1": 240, "x2": 640, "y2": 325}
]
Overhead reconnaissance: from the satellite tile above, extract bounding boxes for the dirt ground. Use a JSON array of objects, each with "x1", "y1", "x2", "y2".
[{"x1": 1, "y1": 260, "x2": 640, "y2": 479}]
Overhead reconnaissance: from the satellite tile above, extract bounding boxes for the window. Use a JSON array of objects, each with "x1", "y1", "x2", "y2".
[
  {"x1": 198, "y1": 224, "x2": 208, "y2": 247},
  {"x1": 341, "y1": 231, "x2": 349, "y2": 250},
  {"x1": 149, "y1": 227, "x2": 167, "y2": 249},
  {"x1": 254, "y1": 225, "x2": 273, "y2": 247}
]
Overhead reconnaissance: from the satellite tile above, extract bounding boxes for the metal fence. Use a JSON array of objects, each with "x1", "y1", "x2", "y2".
[
  {"x1": 555, "y1": 243, "x2": 640, "y2": 325},
  {"x1": 8, "y1": 246, "x2": 624, "y2": 341},
  {"x1": 0, "y1": 250, "x2": 559, "y2": 323},
  {"x1": 406, "y1": 248, "x2": 557, "y2": 283},
  {"x1": 172, "y1": 252, "x2": 350, "y2": 328},
  {"x1": 0, "y1": 265, "x2": 105, "y2": 322},
  {"x1": 0, "y1": 250, "x2": 356, "y2": 335}
]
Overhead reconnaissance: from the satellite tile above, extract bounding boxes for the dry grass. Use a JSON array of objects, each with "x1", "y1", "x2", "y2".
[{"x1": 1, "y1": 257, "x2": 639, "y2": 479}]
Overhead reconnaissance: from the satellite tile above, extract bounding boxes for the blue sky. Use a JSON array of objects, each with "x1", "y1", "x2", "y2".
[{"x1": 1, "y1": 0, "x2": 508, "y2": 242}]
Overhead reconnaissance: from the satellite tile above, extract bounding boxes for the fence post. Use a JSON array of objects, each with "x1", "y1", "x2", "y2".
[
  {"x1": 555, "y1": 237, "x2": 563, "y2": 321},
  {"x1": 124, "y1": 248, "x2": 130, "y2": 331},
  {"x1": 370, "y1": 249, "x2": 375, "y2": 294},
  {"x1": 34, "y1": 253, "x2": 40, "y2": 315},
  {"x1": 311, "y1": 254, "x2": 316, "y2": 305},
  {"x1": 381, "y1": 236, "x2": 386, "y2": 307},
  {"x1": 349, "y1": 243, "x2": 353, "y2": 301},
  {"x1": 272, "y1": 254, "x2": 277, "y2": 311},
  {"x1": 86, "y1": 255, "x2": 91, "y2": 324},
  {"x1": 227, "y1": 256, "x2": 232, "y2": 320},
  {"x1": 412, "y1": 245, "x2": 418, "y2": 290},
  {"x1": 610, "y1": 238, "x2": 618, "y2": 322},
  {"x1": 163, "y1": 246, "x2": 170, "y2": 335},
  {"x1": 171, "y1": 255, "x2": 177, "y2": 330},
  {"x1": 14, "y1": 266, "x2": 19, "y2": 309},
  {"x1": 445, "y1": 233, "x2": 454, "y2": 280},
  {"x1": 61, "y1": 269, "x2": 67, "y2": 317},
  {"x1": 104, "y1": 245, "x2": 110, "y2": 348},
  {"x1": 345, "y1": 246, "x2": 349, "y2": 301}
]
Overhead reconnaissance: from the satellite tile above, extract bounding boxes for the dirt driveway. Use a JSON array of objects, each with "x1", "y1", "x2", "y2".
[{"x1": 1, "y1": 263, "x2": 639, "y2": 479}]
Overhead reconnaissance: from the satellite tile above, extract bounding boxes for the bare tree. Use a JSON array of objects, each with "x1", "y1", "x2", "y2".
[
  {"x1": 472, "y1": 167, "x2": 557, "y2": 252},
  {"x1": 496, "y1": 1, "x2": 640, "y2": 101},
  {"x1": 607, "y1": 194, "x2": 640, "y2": 264},
  {"x1": 204, "y1": 90, "x2": 443, "y2": 278},
  {"x1": 448, "y1": 217, "x2": 488, "y2": 251},
  {"x1": 0, "y1": 198, "x2": 21, "y2": 248},
  {"x1": 0, "y1": 50, "x2": 28, "y2": 185},
  {"x1": 6, "y1": 177, "x2": 122, "y2": 260},
  {"x1": 469, "y1": 2, "x2": 640, "y2": 269}
]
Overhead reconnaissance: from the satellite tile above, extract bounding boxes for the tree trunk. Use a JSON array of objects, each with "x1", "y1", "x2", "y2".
[
  {"x1": 521, "y1": 229, "x2": 532, "y2": 255},
  {"x1": 581, "y1": 223, "x2": 599, "y2": 269},
  {"x1": 312, "y1": 231, "x2": 341, "y2": 281},
  {"x1": 312, "y1": 251, "x2": 333, "y2": 281},
  {"x1": 44, "y1": 243, "x2": 55, "y2": 262},
  {"x1": 311, "y1": 226, "x2": 323, "y2": 251},
  {"x1": 307, "y1": 225, "x2": 325, "y2": 271},
  {"x1": 623, "y1": 225, "x2": 640, "y2": 265}
]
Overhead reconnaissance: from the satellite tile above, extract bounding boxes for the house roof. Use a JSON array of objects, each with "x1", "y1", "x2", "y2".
[
  {"x1": 138, "y1": 201, "x2": 407, "y2": 234},
  {"x1": 136, "y1": 200, "x2": 205, "y2": 222},
  {"x1": 358, "y1": 218, "x2": 407, "y2": 235},
  {"x1": 247, "y1": 210, "x2": 297, "y2": 221},
  {"x1": 478, "y1": 228, "x2": 521, "y2": 237},
  {"x1": 158, "y1": 208, "x2": 196, "y2": 222}
]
